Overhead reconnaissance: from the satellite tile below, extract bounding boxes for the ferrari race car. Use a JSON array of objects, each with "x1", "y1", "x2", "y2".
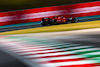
[{"x1": 41, "y1": 16, "x2": 79, "y2": 26}]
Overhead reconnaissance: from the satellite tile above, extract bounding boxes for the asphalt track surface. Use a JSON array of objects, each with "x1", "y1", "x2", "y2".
[
  {"x1": 0, "y1": 49, "x2": 28, "y2": 67},
  {"x1": 57, "y1": 34, "x2": 100, "y2": 48},
  {"x1": 0, "y1": 24, "x2": 42, "y2": 32},
  {"x1": 0, "y1": 18, "x2": 100, "y2": 32},
  {"x1": 41, "y1": 30, "x2": 100, "y2": 48}
]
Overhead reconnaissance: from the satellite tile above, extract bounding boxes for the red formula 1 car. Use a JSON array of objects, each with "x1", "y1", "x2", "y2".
[{"x1": 41, "y1": 16, "x2": 79, "y2": 26}]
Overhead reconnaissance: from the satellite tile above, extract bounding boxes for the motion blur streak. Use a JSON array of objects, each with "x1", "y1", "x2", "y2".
[{"x1": 0, "y1": 34, "x2": 100, "y2": 67}]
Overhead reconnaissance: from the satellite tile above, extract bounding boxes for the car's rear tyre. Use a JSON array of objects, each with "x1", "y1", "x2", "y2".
[
  {"x1": 41, "y1": 23, "x2": 47, "y2": 26},
  {"x1": 41, "y1": 21, "x2": 47, "y2": 26}
]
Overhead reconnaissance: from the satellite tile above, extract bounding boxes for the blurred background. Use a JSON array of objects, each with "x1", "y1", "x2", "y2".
[
  {"x1": 0, "y1": 0, "x2": 99, "y2": 12},
  {"x1": 0, "y1": 0, "x2": 100, "y2": 67}
]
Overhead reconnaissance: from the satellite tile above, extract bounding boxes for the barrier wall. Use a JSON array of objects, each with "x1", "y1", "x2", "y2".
[{"x1": 0, "y1": 1, "x2": 100, "y2": 26}]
